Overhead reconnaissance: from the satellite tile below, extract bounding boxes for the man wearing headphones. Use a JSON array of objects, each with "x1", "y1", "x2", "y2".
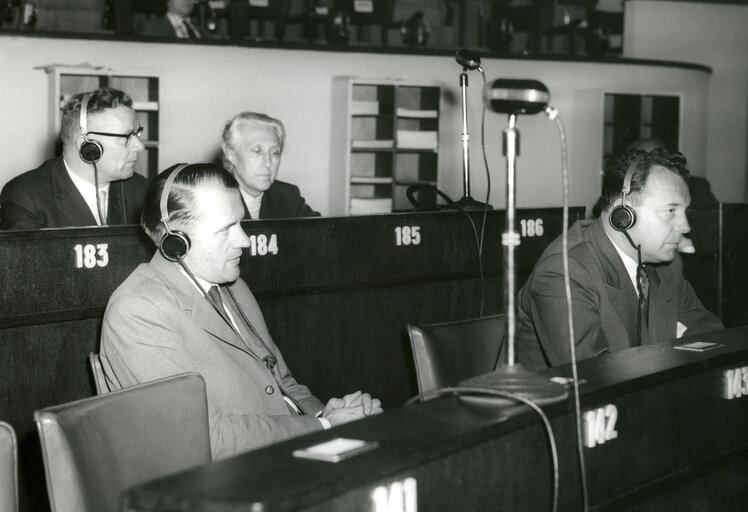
[
  {"x1": 0, "y1": 87, "x2": 148, "y2": 230},
  {"x1": 515, "y1": 148, "x2": 723, "y2": 370},
  {"x1": 100, "y1": 163, "x2": 381, "y2": 460}
]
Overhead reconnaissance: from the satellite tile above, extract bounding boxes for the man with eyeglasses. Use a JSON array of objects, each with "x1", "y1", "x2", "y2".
[{"x1": 0, "y1": 87, "x2": 149, "y2": 230}]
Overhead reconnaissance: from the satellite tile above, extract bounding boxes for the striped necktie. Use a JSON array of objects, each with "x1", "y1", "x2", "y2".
[
  {"x1": 636, "y1": 264, "x2": 650, "y2": 346},
  {"x1": 213, "y1": 285, "x2": 307, "y2": 415}
]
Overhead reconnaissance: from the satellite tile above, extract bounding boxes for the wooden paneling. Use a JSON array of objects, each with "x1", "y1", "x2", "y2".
[
  {"x1": 124, "y1": 328, "x2": 748, "y2": 511},
  {"x1": 0, "y1": 208, "x2": 580, "y2": 511}
]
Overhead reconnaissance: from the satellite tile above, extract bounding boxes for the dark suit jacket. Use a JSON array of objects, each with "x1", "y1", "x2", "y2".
[
  {"x1": 245, "y1": 180, "x2": 320, "y2": 220},
  {"x1": 516, "y1": 218, "x2": 723, "y2": 370},
  {"x1": 0, "y1": 157, "x2": 148, "y2": 230},
  {"x1": 101, "y1": 252, "x2": 325, "y2": 459},
  {"x1": 135, "y1": 15, "x2": 201, "y2": 38}
]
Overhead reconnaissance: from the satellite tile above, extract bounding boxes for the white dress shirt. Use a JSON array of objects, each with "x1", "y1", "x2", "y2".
[{"x1": 64, "y1": 159, "x2": 109, "y2": 226}]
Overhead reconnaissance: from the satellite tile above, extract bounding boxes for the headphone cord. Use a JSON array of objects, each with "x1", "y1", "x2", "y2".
[
  {"x1": 120, "y1": 180, "x2": 126, "y2": 223},
  {"x1": 547, "y1": 108, "x2": 589, "y2": 512},
  {"x1": 92, "y1": 161, "x2": 106, "y2": 226}
]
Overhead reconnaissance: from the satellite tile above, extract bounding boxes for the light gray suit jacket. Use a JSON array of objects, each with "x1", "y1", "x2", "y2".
[{"x1": 100, "y1": 252, "x2": 325, "y2": 460}]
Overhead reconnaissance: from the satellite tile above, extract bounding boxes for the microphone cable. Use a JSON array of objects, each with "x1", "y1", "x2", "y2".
[
  {"x1": 546, "y1": 107, "x2": 589, "y2": 512},
  {"x1": 445, "y1": 201, "x2": 487, "y2": 317},
  {"x1": 406, "y1": 386, "x2": 560, "y2": 512},
  {"x1": 448, "y1": 66, "x2": 491, "y2": 318},
  {"x1": 478, "y1": 67, "x2": 491, "y2": 259}
]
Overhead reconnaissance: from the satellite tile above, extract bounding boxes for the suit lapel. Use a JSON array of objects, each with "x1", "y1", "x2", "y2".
[
  {"x1": 150, "y1": 253, "x2": 261, "y2": 360},
  {"x1": 588, "y1": 221, "x2": 639, "y2": 350},
  {"x1": 51, "y1": 159, "x2": 97, "y2": 226}
]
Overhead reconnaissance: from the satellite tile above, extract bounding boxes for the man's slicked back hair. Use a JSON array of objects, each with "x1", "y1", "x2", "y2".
[
  {"x1": 141, "y1": 163, "x2": 240, "y2": 244},
  {"x1": 600, "y1": 148, "x2": 690, "y2": 212}
]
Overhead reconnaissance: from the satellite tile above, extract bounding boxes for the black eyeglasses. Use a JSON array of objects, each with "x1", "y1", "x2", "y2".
[{"x1": 87, "y1": 126, "x2": 144, "y2": 145}]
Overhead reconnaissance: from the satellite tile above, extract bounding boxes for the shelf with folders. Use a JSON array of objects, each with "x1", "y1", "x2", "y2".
[{"x1": 331, "y1": 77, "x2": 441, "y2": 216}]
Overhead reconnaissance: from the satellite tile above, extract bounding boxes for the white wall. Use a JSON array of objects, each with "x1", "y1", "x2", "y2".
[
  {"x1": 625, "y1": 0, "x2": 748, "y2": 203},
  {"x1": 0, "y1": 34, "x2": 715, "y2": 215}
]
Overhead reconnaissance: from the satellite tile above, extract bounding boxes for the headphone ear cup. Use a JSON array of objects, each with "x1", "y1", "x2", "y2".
[
  {"x1": 610, "y1": 204, "x2": 637, "y2": 231},
  {"x1": 80, "y1": 138, "x2": 103, "y2": 164},
  {"x1": 159, "y1": 230, "x2": 191, "y2": 262}
]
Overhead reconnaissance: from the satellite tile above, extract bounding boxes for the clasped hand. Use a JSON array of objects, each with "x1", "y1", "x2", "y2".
[{"x1": 322, "y1": 390, "x2": 383, "y2": 426}]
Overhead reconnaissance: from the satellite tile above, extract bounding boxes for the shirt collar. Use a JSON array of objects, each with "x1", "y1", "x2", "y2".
[
  {"x1": 166, "y1": 11, "x2": 188, "y2": 24},
  {"x1": 177, "y1": 265, "x2": 215, "y2": 296},
  {"x1": 240, "y1": 189, "x2": 263, "y2": 220}
]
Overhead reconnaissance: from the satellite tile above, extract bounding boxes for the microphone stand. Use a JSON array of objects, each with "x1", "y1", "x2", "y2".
[
  {"x1": 452, "y1": 67, "x2": 491, "y2": 211},
  {"x1": 461, "y1": 113, "x2": 567, "y2": 404}
]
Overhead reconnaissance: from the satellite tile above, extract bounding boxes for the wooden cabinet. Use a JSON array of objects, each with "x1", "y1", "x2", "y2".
[
  {"x1": 44, "y1": 65, "x2": 160, "y2": 179},
  {"x1": 332, "y1": 78, "x2": 441, "y2": 215}
]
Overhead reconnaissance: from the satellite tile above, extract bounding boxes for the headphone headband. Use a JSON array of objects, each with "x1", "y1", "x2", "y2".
[
  {"x1": 79, "y1": 93, "x2": 90, "y2": 136},
  {"x1": 78, "y1": 93, "x2": 104, "y2": 164},
  {"x1": 158, "y1": 164, "x2": 191, "y2": 262},
  {"x1": 609, "y1": 154, "x2": 643, "y2": 233},
  {"x1": 160, "y1": 163, "x2": 189, "y2": 230},
  {"x1": 620, "y1": 155, "x2": 641, "y2": 204}
]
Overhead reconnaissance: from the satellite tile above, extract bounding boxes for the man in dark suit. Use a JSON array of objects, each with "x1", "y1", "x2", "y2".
[
  {"x1": 136, "y1": 0, "x2": 202, "y2": 39},
  {"x1": 0, "y1": 87, "x2": 148, "y2": 230},
  {"x1": 100, "y1": 163, "x2": 380, "y2": 459},
  {"x1": 221, "y1": 112, "x2": 320, "y2": 220},
  {"x1": 516, "y1": 148, "x2": 723, "y2": 370}
]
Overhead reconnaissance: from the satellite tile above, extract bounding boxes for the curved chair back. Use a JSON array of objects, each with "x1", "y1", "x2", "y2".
[
  {"x1": 35, "y1": 372, "x2": 211, "y2": 512},
  {"x1": 0, "y1": 421, "x2": 18, "y2": 512},
  {"x1": 89, "y1": 352, "x2": 109, "y2": 395},
  {"x1": 407, "y1": 314, "x2": 506, "y2": 393}
]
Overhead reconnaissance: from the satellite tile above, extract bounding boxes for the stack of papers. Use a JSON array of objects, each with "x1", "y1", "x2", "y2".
[
  {"x1": 396, "y1": 107, "x2": 438, "y2": 118},
  {"x1": 351, "y1": 140, "x2": 394, "y2": 149},
  {"x1": 396, "y1": 130, "x2": 438, "y2": 150},
  {"x1": 351, "y1": 101, "x2": 380, "y2": 115},
  {"x1": 350, "y1": 198, "x2": 393, "y2": 215},
  {"x1": 350, "y1": 176, "x2": 392, "y2": 184}
]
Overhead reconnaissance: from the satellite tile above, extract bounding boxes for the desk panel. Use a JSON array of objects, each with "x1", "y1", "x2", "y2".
[
  {"x1": 0, "y1": 208, "x2": 581, "y2": 512},
  {"x1": 721, "y1": 203, "x2": 748, "y2": 327},
  {"x1": 125, "y1": 327, "x2": 748, "y2": 512}
]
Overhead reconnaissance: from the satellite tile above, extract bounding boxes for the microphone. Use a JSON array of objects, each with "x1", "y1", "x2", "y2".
[
  {"x1": 484, "y1": 79, "x2": 550, "y2": 115},
  {"x1": 455, "y1": 48, "x2": 482, "y2": 71}
]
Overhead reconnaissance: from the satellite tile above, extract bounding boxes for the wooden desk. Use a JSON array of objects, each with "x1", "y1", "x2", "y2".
[
  {"x1": 125, "y1": 327, "x2": 748, "y2": 511},
  {"x1": 0, "y1": 208, "x2": 581, "y2": 512}
]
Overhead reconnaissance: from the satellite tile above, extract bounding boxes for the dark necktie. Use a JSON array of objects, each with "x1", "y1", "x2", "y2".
[
  {"x1": 183, "y1": 20, "x2": 199, "y2": 38},
  {"x1": 206, "y1": 285, "x2": 232, "y2": 326},
  {"x1": 636, "y1": 264, "x2": 650, "y2": 346},
  {"x1": 107, "y1": 183, "x2": 123, "y2": 225}
]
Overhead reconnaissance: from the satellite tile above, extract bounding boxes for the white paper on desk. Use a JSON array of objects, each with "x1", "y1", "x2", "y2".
[
  {"x1": 292, "y1": 437, "x2": 379, "y2": 463},
  {"x1": 677, "y1": 322, "x2": 688, "y2": 338}
]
